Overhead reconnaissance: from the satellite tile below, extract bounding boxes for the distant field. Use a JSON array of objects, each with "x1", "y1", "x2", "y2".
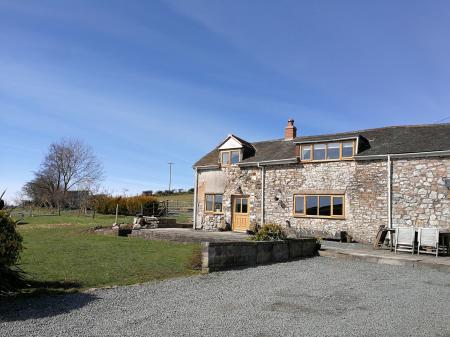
[
  {"x1": 155, "y1": 193, "x2": 194, "y2": 202},
  {"x1": 10, "y1": 213, "x2": 200, "y2": 296}
]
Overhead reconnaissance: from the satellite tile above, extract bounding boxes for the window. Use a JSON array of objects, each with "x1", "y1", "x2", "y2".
[
  {"x1": 241, "y1": 197, "x2": 248, "y2": 213},
  {"x1": 318, "y1": 196, "x2": 331, "y2": 216},
  {"x1": 332, "y1": 196, "x2": 343, "y2": 216},
  {"x1": 342, "y1": 141, "x2": 354, "y2": 158},
  {"x1": 205, "y1": 194, "x2": 214, "y2": 212},
  {"x1": 221, "y1": 152, "x2": 230, "y2": 165},
  {"x1": 214, "y1": 194, "x2": 223, "y2": 213},
  {"x1": 327, "y1": 143, "x2": 340, "y2": 160},
  {"x1": 313, "y1": 144, "x2": 326, "y2": 160},
  {"x1": 231, "y1": 150, "x2": 240, "y2": 164},
  {"x1": 301, "y1": 145, "x2": 311, "y2": 161},
  {"x1": 205, "y1": 194, "x2": 223, "y2": 213},
  {"x1": 221, "y1": 150, "x2": 240, "y2": 165},
  {"x1": 294, "y1": 195, "x2": 305, "y2": 214},
  {"x1": 293, "y1": 194, "x2": 345, "y2": 218},
  {"x1": 306, "y1": 196, "x2": 318, "y2": 215},
  {"x1": 234, "y1": 197, "x2": 248, "y2": 214},
  {"x1": 299, "y1": 140, "x2": 355, "y2": 162}
]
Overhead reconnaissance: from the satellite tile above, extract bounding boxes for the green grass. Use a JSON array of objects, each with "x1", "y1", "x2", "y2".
[
  {"x1": 155, "y1": 193, "x2": 194, "y2": 202},
  {"x1": 11, "y1": 213, "x2": 200, "y2": 296}
]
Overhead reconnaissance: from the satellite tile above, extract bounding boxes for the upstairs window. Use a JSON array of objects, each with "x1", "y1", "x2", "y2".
[
  {"x1": 221, "y1": 150, "x2": 240, "y2": 165},
  {"x1": 299, "y1": 140, "x2": 355, "y2": 162},
  {"x1": 231, "y1": 151, "x2": 240, "y2": 164},
  {"x1": 327, "y1": 143, "x2": 340, "y2": 160},
  {"x1": 301, "y1": 145, "x2": 311, "y2": 161},
  {"x1": 342, "y1": 141, "x2": 354, "y2": 158},
  {"x1": 221, "y1": 152, "x2": 230, "y2": 165},
  {"x1": 313, "y1": 144, "x2": 326, "y2": 160}
]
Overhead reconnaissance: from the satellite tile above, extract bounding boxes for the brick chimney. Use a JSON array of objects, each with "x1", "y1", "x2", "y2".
[{"x1": 284, "y1": 118, "x2": 297, "y2": 140}]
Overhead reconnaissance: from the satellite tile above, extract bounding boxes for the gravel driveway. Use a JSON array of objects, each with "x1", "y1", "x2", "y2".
[{"x1": 1, "y1": 257, "x2": 449, "y2": 337}]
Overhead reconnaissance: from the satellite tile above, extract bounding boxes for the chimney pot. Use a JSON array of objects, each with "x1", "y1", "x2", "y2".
[{"x1": 284, "y1": 118, "x2": 297, "y2": 140}]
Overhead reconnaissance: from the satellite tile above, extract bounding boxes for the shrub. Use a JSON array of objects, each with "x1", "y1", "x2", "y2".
[
  {"x1": 93, "y1": 195, "x2": 159, "y2": 216},
  {"x1": 252, "y1": 224, "x2": 287, "y2": 241},
  {"x1": 0, "y1": 210, "x2": 25, "y2": 295},
  {"x1": 0, "y1": 211, "x2": 23, "y2": 267}
]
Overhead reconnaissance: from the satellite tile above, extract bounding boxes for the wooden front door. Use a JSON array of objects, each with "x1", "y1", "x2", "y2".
[{"x1": 232, "y1": 196, "x2": 250, "y2": 232}]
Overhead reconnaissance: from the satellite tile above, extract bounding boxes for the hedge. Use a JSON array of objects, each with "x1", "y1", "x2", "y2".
[{"x1": 94, "y1": 195, "x2": 159, "y2": 216}]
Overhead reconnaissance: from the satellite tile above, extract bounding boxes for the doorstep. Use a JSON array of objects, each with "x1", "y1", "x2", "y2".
[{"x1": 320, "y1": 244, "x2": 450, "y2": 272}]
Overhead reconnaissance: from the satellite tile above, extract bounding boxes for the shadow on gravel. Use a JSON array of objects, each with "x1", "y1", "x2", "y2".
[{"x1": 0, "y1": 285, "x2": 98, "y2": 322}]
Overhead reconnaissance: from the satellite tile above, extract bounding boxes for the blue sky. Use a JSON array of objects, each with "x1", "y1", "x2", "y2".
[{"x1": 1, "y1": 0, "x2": 450, "y2": 202}]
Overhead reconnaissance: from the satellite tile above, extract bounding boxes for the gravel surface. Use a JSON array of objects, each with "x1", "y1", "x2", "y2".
[{"x1": 1, "y1": 257, "x2": 450, "y2": 337}]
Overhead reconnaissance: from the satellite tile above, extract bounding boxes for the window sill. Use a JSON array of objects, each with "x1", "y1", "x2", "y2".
[
  {"x1": 205, "y1": 211, "x2": 224, "y2": 215},
  {"x1": 293, "y1": 214, "x2": 345, "y2": 220}
]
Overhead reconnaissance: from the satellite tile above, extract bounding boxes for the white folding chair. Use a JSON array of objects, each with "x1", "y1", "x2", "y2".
[
  {"x1": 418, "y1": 228, "x2": 439, "y2": 257},
  {"x1": 394, "y1": 227, "x2": 415, "y2": 254}
]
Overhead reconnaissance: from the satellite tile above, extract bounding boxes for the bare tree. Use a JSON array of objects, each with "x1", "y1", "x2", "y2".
[{"x1": 23, "y1": 139, "x2": 104, "y2": 214}]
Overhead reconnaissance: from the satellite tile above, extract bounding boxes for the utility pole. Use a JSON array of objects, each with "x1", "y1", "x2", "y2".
[{"x1": 168, "y1": 162, "x2": 175, "y2": 192}]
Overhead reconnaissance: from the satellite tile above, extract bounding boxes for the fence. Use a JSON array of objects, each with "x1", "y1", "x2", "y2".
[
  {"x1": 9, "y1": 200, "x2": 194, "y2": 223},
  {"x1": 161, "y1": 200, "x2": 193, "y2": 222}
]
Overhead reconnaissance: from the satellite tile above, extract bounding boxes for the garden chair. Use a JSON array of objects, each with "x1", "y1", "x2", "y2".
[
  {"x1": 418, "y1": 228, "x2": 440, "y2": 257},
  {"x1": 394, "y1": 227, "x2": 415, "y2": 254}
]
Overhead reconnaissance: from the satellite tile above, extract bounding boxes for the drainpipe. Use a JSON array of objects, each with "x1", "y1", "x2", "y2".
[
  {"x1": 387, "y1": 154, "x2": 392, "y2": 230},
  {"x1": 260, "y1": 164, "x2": 265, "y2": 227},
  {"x1": 193, "y1": 167, "x2": 198, "y2": 230}
]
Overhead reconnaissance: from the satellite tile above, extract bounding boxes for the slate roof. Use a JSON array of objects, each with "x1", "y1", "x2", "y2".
[{"x1": 193, "y1": 123, "x2": 450, "y2": 167}]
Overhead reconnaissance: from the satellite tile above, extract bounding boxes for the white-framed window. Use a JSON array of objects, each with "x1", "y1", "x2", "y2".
[{"x1": 221, "y1": 150, "x2": 241, "y2": 165}]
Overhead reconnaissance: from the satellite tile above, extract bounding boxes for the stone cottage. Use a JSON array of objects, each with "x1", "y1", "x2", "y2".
[{"x1": 193, "y1": 119, "x2": 450, "y2": 243}]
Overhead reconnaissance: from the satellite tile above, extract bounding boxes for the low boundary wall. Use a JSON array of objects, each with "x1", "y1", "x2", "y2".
[{"x1": 202, "y1": 238, "x2": 318, "y2": 273}]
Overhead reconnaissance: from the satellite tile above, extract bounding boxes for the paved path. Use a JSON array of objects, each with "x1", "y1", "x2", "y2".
[{"x1": 1, "y1": 257, "x2": 450, "y2": 337}]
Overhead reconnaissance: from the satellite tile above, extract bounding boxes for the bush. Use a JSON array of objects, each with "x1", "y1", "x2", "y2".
[
  {"x1": 0, "y1": 210, "x2": 25, "y2": 295},
  {"x1": 0, "y1": 211, "x2": 23, "y2": 267},
  {"x1": 252, "y1": 224, "x2": 287, "y2": 241},
  {"x1": 93, "y1": 195, "x2": 159, "y2": 216}
]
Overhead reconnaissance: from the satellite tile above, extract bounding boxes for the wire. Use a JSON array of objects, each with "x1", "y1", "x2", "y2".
[{"x1": 435, "y1": 116, "x2": 450, "y2": 123}]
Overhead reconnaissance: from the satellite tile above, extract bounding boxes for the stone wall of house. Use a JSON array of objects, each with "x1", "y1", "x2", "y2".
[
  {"x1": 195, "y1": 156, "x2": 450, "y2": 242},
  {"x1": 196, "y1": 166, "x2": 261, "y2": 230},
  {"x1": 392, "y1": 157, "x2": 450, "y2": 229},
  {"x1": 263, "y1": 161, "x2": 388, "y2": 243}
]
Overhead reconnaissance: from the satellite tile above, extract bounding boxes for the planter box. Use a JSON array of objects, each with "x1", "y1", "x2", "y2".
[{"x1": 202, "y1": 238, "x2": 318, "y2": 273}]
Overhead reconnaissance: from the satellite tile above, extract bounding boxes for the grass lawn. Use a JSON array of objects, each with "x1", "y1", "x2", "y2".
[{"x1": 12, "y1": 213, "x2": 200, "y2": 296}]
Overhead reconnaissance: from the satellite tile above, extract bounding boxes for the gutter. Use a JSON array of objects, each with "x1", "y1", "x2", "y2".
[
  {"x1": 294, "y1": 136, "x2": 359, "y2": 144},
  {"x1": 193, "y1": 167, "x2": 198, "y2": 230},
  {"x1": 387, "y1": 155, "x2": 392, "y2": 230},
  {"x1": 194, "y1": 164, "x2": 220, "y2": 170},
  {"x1": 356, "y1": 150, "x2": 450, "y2": 161},
  {"x1": 238, "y1": 157, "x2": 298, "y2": 167}
]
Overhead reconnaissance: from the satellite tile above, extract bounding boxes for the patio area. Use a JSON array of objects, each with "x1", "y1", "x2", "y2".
[
  {"x1": 321, "y1": 240, "x2": 450, "y2": 272},
  {"x1": 130, "y1": 228, "x2": 251, "y2": 242}
]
